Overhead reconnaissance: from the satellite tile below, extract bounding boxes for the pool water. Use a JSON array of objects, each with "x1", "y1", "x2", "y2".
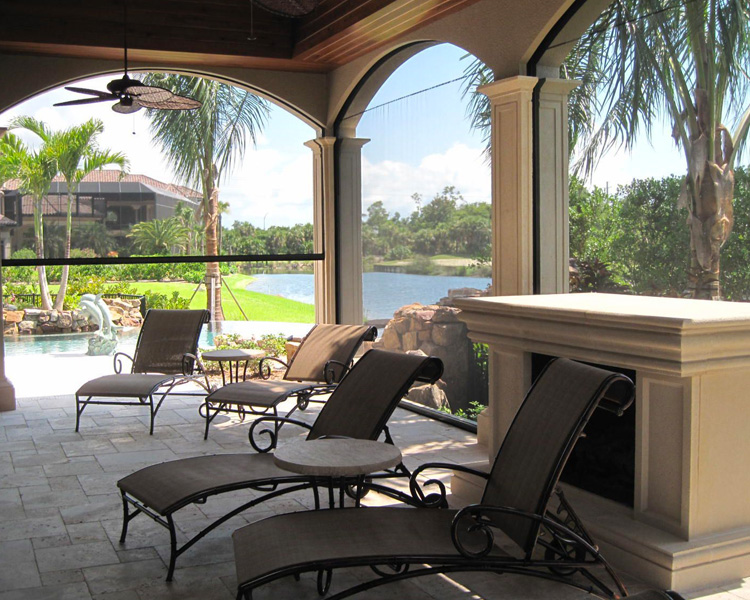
[
  {"x1": 4, "y1": 330, "x2": 139, "y2": 357},
  {"x1": 3, "y1": 321, "x2": 313, "y2": 357}
]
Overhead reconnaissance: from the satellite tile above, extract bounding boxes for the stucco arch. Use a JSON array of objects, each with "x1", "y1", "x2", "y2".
[{"x1": 0, "y1": 54, "x2": 328, "y2": 132}]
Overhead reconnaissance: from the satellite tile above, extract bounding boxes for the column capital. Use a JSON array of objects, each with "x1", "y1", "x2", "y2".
[
  {"x1": 479, "y1": 76, "x2": 538, "y2": 101},
  {"x1": 338, "y1": 137, "x2": 370, "y2": 151},
  {"x1": 539, "y1": 78, "x2": 581, "y2": 97},
  {"x1": 304, "y1": 136, "x2": 337, "y2": 152}
]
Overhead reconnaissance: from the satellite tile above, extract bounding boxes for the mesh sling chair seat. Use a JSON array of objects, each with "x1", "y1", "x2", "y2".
[
  {"x1": 117, "y1": 349, "x2": 443, "y2": 581},
  {"x1": 75, "y1": 309, "x2": 210, "y2": 435},
  {"x1": 232, "y1": 358, "x2": 674, "y2": 600},
  {"x1": 200, "y1": 323, "x2": 377, "y2": 440}
]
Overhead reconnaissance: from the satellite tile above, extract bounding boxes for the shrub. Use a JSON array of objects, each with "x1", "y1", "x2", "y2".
[
  {"x1": 143, "y1": 291, "x2": 190, "y2": 310},
  {"x1": 386, "y1": 245, "x2": 412, "y2": 260},
  {"x1": 3, "y1": 248, "x2": 36, "y2": 283},
  {"x1": 208, "y1": 332, "x2": 287, "y2": 357}
]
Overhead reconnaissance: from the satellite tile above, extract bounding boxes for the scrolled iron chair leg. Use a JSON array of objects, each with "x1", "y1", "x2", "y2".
[
  {"x1": 148, "y1": 396, "x2": 155, "y2": 435},
  {"x1": 166, "y1": 515, "x2": 178, "y2": 582},
  {"x1": 236, "y1": 587, "x2": 252, "y2": 600},
  {"x1": 119, "y1": 492, "x2": 130, "y2": 543},
  {"x1": 317, "y1": 569, "x2": 333, "y2": 596},
  {"x1": 75, "y1": 395, "x2": 89, "y2": 432}
]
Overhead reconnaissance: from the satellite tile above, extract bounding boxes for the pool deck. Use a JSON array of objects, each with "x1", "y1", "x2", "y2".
[{"x1": 0, "y1": 350, "x2": 746, "y2": 599}]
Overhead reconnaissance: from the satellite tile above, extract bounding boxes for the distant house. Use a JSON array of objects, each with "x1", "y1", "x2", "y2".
[
  {"x1": 1, "y1": 171, "x2": 201, "y2": 255},
  {"x1": 0, "y1": 213, "x2": 17, "y2": 259}
]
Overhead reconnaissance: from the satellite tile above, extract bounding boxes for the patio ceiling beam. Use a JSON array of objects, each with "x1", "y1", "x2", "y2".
[
  {"x1": 293, "y1": 0, "x2": 482, "y2": 64},
  {"x1": 0, "y1": 0, "x2": 295, "y2": 63},
  {"x1": 0, "y1": 42, "x2": 332, "y2": 73}
]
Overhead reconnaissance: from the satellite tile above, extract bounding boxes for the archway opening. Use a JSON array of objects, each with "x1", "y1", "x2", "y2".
[
  {"x1": 347, "y1": 43, "x2": 492, "y2": 426},
  {"x1": 0, "y1": 71, "x2": 320, "y2": 383}
]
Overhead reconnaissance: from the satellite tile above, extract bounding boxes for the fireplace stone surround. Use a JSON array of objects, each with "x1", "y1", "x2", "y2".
[{"x1": 455, "y1": 293, "x2": 750, "y2": 591}]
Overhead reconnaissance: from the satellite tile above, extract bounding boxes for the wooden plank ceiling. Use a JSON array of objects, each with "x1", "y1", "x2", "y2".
[{"x1": 0, "y1": 0, "x2": 480, "y2": 73}]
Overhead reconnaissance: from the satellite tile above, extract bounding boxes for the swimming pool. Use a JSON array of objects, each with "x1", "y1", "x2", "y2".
[{"x1": 3, "y1": 321, "x2": 314, "y2": 357}]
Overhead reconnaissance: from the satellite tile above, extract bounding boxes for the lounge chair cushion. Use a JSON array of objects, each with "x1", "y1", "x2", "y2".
[
  {"x1": 205, "y1": 379, "x2": 316, "y2": 408},
  {"x1": 284, "y1": 324, "x2": 374, "y2": 382},
  {"x1": 118, "y1": 453, "x2": 288, "y2": 514},
  {"x1": 233, "y1": 507, "x2": 494, "y2": 588},
  {"x1": 77, "y1": 373, "x2": 179, "y2": 398}
]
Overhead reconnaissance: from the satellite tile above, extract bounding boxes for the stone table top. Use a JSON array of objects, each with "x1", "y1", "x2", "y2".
[{"x1": 273, "y1": 438, "x2": 402, "y2": 477}]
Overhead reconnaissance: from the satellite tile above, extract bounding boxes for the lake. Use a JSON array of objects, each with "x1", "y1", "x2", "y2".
[{"x1": 245, "y1": 272, "x2": 492, "y2": 320}]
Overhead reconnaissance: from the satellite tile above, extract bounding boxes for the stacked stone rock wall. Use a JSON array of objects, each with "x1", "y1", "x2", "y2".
[
  {"x1": 373, "y1": 287, "x2": 491, "y2": 413},
  {"x1": 3, "y1": 297, "x2": 143, "y2": 336},
  {"x1": 374, "y1": 306, "x2": 470, "y2": 412}
]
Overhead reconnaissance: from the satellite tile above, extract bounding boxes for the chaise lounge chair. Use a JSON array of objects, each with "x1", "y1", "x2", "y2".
[
  {"x1": 200, "y1": 323, "x2": 377, "y2": 440},
  {"x1": 75, "y1": 309, "x2": 210, "y2": 435},
  {"x1": 231, "y1": 358, "x2": 653, "y2": 600},
  {"x1": 117, "y1": 348, "x2": 443, "y2": 581}
]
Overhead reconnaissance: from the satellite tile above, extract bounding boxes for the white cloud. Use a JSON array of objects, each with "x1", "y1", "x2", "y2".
[
  {"x1": 222, "y1": 147, "x2": 313, "y2": 228},
  {"x1": 362, "y1": 142, "x2": 490, "y2": 217}
]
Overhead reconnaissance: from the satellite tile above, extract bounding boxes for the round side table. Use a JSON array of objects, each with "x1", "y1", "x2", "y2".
[
  {"x1": 274, "y1": 438, "x2": 402, "y2": 507},
  {"x1": 201, "y1": 348, "x2": 266, "y2": 386}
]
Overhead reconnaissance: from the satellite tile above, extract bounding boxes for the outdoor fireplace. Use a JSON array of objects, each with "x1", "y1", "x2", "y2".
[{"x1": 456, "y1": 293, "x2": 750, "y2": 591}]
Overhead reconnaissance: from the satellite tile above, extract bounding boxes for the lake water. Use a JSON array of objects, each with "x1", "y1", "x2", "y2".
[
  {"x1": 4, "y1": 272, "x2": 490, "y2": 356},
  {"x1": 246, "y1": 272, "x2": 492, "y2": 321}
]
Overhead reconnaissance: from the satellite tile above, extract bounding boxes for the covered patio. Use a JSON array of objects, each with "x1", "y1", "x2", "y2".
[
  {"x1": 1, "y1": 0, "x2": 749, "y2": 596},
  {"x1": 0, "y1": 362, "x2": 676, "y2": 599}
]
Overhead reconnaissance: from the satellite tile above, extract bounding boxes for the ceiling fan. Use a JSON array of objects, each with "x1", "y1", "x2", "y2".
[
  {"x1": 252, "y1": 0, "x2": 321, "y2": 17},
  {"x1": 54, "y1": 5, "x2": 200, "y2": 114}
]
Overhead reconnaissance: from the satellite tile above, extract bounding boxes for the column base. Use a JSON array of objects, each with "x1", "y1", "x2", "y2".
[
  {"x1": 449, "y1": 460, "x2": 488, "y2": 506},
  {"x1": 476, "y1": 407, "x2": 491, "y2": 449},
  {"x1": 562, "y1": 484, "x2": 750, "y2": 593},
  {"x1": 0, "y1": 376, "x2": 16, "y2": 411}
]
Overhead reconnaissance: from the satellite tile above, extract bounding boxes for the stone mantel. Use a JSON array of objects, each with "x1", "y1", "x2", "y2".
[
  {"x1": 454, "y1": 293, "x2": 750, "y2": 376},
  {"x1": 455, "y1": 292, "x2": 750, "y2": 591}
]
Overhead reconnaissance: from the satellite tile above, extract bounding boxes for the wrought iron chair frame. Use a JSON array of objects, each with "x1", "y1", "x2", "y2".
[
  {"x1": 199, "y1": 324, "x2": 377, "y2": 440},
  {"x1": 117, "y1": 350, "x2": 443, "y2": 581},
  {"x1": 75, "y1": 309, "x2": 211, "y2": 435},
  {"x1": 232, "y1": 358, "x2": 669, "y2": 600}
]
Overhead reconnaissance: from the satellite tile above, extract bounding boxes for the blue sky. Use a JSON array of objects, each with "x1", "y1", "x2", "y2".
[{"x1": 1, "y1": 43, "x2": 693, "y2": 227}]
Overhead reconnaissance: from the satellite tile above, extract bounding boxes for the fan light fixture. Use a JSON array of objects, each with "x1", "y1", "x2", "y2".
[
  {"x1": 252, "y1": 0, "x2": 321, "y2": 17},
  {"x1": 54, "y1": 5, "x2": 200, "y2": 113}
]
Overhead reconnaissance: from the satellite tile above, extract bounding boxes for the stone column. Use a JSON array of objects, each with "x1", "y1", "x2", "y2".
[
  {"x1": 336, "y1": 138, "x2": 368, "y2": 325},
  {"x1": 306, "y1": 137, "x2": 337, "y2": 324},
  {"x1": 475, "y1": 76, "x2": 537, "y2": 455},
  {"x1": 479, "y1": 76, "x2": 537, "y2": 297},
  {"x1": 538, "y1": 78, "x2": 579, "y2": 293},
  {"x1": 0, "y1": 126, "x2": 15, "y2": 411}
]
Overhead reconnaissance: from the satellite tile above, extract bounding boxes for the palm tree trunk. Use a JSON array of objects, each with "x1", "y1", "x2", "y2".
[
  {"x1": 53, "y1": 192, "x2": 74, "y2": 311},
  {"x1": 683, "y1": 92, "x2": 735, "y2": 300},
  {"x1": 33, "y1": 197, "x2": 53, "y2": 310},
  {"x1": 205, "y1": 186, "x2": 224, "y2": 321}
]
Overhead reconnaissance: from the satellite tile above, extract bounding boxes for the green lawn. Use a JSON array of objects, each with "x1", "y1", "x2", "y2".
[{"x1": 129, "y1": 274, "x2": 315, "y2": 322}]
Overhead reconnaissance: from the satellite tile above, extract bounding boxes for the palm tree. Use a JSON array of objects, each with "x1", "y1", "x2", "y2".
[
  {"x1": 464, "y1": 0, "x2": 750, "y2": 299},
  {"x1": 173, "y1": 200, "x2": 203, "y2": 254},
  {"x1": 0, "y1": 133, "x2": 57, "y2": 309},
  {"x1": 143, "y1": 74, "x2": 269, "y2": 320},
  {"x1": 10, "y1": 117, "x2": 128, "y2": 310},
  {"x1": 128, "y1": 218, "x2": 190, "y2": 254},
  {"x1": 73, "y1": 221, "x2": 117, "y2": 256}
]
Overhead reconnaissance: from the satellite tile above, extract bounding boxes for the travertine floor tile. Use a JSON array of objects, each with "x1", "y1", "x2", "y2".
[{"x1": 0, "y1": 386, "x2": 737, "y2": 600}]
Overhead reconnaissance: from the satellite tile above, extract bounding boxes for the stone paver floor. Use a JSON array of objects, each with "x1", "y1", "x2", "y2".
[{"x1": 0, "y1": 380, "x2": 744, "y2": 599}]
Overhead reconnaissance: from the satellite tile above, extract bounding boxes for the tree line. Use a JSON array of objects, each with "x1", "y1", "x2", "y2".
[
  {"x1": 465, "y1": 0, "x2": 750, "y2": 300},
  {"x1": 362, "y1": 186, "x2": 491, "y2": 260},
  {"x1": 570, "y1": 168, "x2": 750, "y2": 301}
]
